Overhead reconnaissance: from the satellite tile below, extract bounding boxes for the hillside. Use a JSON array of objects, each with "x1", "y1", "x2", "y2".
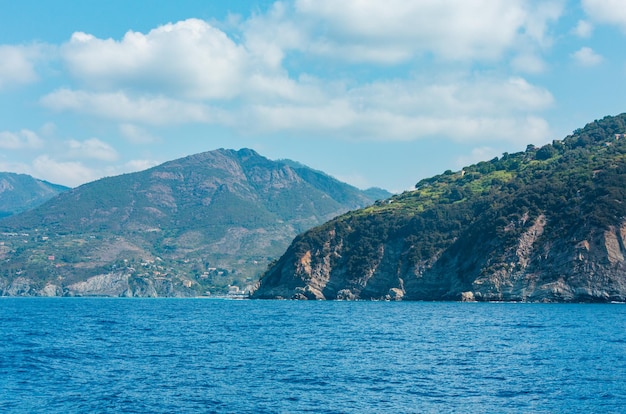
[
  {"x1": 0, "y1": 148, "x2": 388, "y2": 297},
  {"x1": 253, "y1": 113, "x2": 626, "y2": 302},
  {"x1": 0, "y1": 173, "x2": 69, "y2": 218}
]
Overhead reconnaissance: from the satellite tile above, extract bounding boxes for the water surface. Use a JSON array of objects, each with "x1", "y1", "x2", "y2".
[{"x1": 1, "y1": 299, "x2": 625, "y2": 413}]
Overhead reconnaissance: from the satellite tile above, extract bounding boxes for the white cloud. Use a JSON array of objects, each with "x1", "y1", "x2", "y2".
[
  {"x1": 248, "y1": 76, "x2": 553, "y2": 143},
  {"x1": 0, "y1": 44, "x2": 46, "y2": 90},
  {"x1": 573, "y1": 20, "x2": 594, "y2": 38},
  {"x1": 60, "y1": 18, "x2": 306, "y2": 106},
  {"x1": 520, "y1": 1, "x2": 562, "y2": 48},
  {"x1": 99, "y1": 159, "x2": 160, "y2": 179},
  {"x1": 582, "y1": 0, "x2": 626, "y2": 31},
  {"x1": 243, "y1": 2, "x2": 306, "y2": 69},
  {"x1": 66, "y1": 138, "x2": 119, "y2": 161},
  {"x1": 571, "y1": 47, "x2": 603, "y2": 66},
  {"x1": 279, "y1": 0, "x2": 562, "y2": 63},
  {"x1": 251, "y1": 104, "x2": 551, "y2": 144},
  {"x1": 62, "y1": 19, "x2": 248, "y2": 100},
  {"x1": 251, "y1": 99, "x2": 357, "y2": 133},
  {"x1": 0, "y1": 160, "x2": 33, "y2": 177},
  {"x1": 39, "y1": 10, "x2": 556, "y2": 147},
  {"x1": 39, "y1": 122, "x2": 58, "y2": 137},
  {"x1": 32, "y1": 155, "x2": 98, "y2": 187},
  {"x1": 28, "y1": 155, "x2": 160, "y2": 187},
  {"x1": 119, "y1": 124, "x2": 158, "y2": 144},
  {"x1": 0, "y1": 129, "x2": 44, "y2": 149},
  {"x1": 40, "y1": 89, "x2": 228, "y2": 125},
  {"x1": 511, "y1": 53, "x2": 547, "y2": 74},
  {"x1": 356, "y1": 114, "x2": 552, "y2": 144},
  {"x1": 121, "y1": 159, "x2": 160, "y2": 172}
]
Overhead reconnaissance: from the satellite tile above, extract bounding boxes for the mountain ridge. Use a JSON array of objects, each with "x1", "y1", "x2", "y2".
[
  {"x1": 0, "y1": 148, "x2": 388, "y2": 297},
  {"x1": 0, "y1": 172, "x2": 69, "y2": 218}
]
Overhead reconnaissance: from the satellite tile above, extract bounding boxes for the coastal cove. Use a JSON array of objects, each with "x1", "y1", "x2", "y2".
[{"x1": 2, "y1": 298, "x2": 625, "y2": 413}]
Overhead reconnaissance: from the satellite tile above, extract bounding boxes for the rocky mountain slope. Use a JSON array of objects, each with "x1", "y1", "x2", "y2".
[
  {"x1": 0, "y1": 148, "x2": 388, "y2": 297},
  {"x1": 253, "y1": 114, "x2": 626, "y2": 302},
  {"x1": 0, "y1": 173, "x2": 69, "y2": 218}
]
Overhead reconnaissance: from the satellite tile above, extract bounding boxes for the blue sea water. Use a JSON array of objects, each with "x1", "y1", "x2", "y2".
[{"x1": 1, "y1": 299, "x2": 626, "y2": 413}]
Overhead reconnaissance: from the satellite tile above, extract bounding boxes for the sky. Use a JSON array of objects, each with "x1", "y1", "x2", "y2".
[{"x1": 0, "y1": 0, "x2": 625, "y2": 192}]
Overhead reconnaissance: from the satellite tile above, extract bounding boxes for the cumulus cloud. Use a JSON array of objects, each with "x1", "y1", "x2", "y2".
[
  {"x1": 0, "y1": 160, "x2": 33, "y2": 177},
  {"x1": 511, "y1": 53, "x2": 547, "y2": 74},
  {"x1": 243, "y1": 2, "x2": 306, "y2": 69},
  {"x1": 0, "y1": 129, "x2": 44, "y2": 149},
  {"x1": 249, "y1": 76, "x2": 553, "y2": 143},
  {"x1": 255, "y1": 109, "x2": 551, "y2": 144},
  {"x1": 40, "y1": 89, "x2": 228, "y2": 125},
  {"x1": 119, "y1": 124, "x2": 158, "y2": 144},
  {"x1": 99, "y1": 159, "x2": 161, "y2": 180},
  {"x1": 264, "y1": 0, "x2": 562, "y2": 63},
  {"x1": 0, "y1": 44, "x2": 46, "y2": 90},
  {"x1": 41, "y1": 7, "x2": 557, "y2": 146},
  {"x1": 66, "y1": 138, "x2": 119, "y2": 161},
  {"x1": 573, "y1": 20, "x2": 594, "y2": 37},
  {"x1": 28, "y1": 155, "x2": 160, "y2": 187},
  {"x1": 62, "y1": 19, "x2": 248, "y2": 100},
  {"x1": 59, "y1": 18, "x2": 307, "y2": 106},
  {"x1": 121, "y1": 159, "x2": 160, "y2": 172},
  {"x1": 582, "y1": 0, "x2": 626, "y2": 31},
  {"x1": 32, "y1": 155, "x2": 99, "y2": 187},
  {"x1": 571, "y1": 47, "x2": 603, "y2": 66}
]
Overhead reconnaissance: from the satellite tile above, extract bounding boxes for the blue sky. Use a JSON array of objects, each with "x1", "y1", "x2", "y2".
[{"x1": 1, "y1": 0, "x2": 625, "y2": 192}]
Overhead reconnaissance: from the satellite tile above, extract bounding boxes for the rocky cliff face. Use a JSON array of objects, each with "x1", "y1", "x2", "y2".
[
  {"x1": 253, "y1": 206, "x2": 626, "y2": 303},
  {"x1": 252, "y1": 114, "x2": 626, "y2": 302},
  {"x1": 0, "y1": 272, "x2": 197, "y2": 298}
]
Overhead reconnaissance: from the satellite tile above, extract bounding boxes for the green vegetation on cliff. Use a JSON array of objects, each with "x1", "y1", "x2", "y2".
[{"x1": 254, "y1": 113, "x2": 626, "y2": 302}]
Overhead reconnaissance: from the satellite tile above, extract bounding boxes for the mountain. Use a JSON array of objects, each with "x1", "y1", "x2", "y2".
[
  {"x1": 0, "y1": 148, "x2": 387, "y2": 297},
  {"x1": 253, "y1": 113, "x2": 626, "y2": 302},
  {"x1": 0, "y1": 173, "x2": 69, "y2": 218}
]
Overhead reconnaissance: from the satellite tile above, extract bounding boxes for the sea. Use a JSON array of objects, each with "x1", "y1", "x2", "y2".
[{"x1": 1, "y1": 299, "x2": 625, "y2": 413}]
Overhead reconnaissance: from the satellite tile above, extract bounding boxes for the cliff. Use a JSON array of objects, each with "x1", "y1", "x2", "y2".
[{"x1": 252, "y1": 114, "x2": 626, "y2": 302}]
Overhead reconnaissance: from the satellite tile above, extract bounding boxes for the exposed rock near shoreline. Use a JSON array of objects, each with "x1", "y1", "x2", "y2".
[
  {"x1": 252, "y1": 114, "x2": 626, "y2": 302},
  {"x1": 253, "y1": 215, "x2": 626, "y2": 303},
  {"x1": 0, "y1": 272, "x2": 198, "y2": 297}
]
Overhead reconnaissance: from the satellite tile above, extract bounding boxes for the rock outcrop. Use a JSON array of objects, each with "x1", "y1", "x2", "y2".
[
  {"x1": 253, "y1": 207, "x2": 626, "y2": 303},
  {"x1": 252, "y1": 113, "x2": 626, "y2": 302},
  {"x1": 0, "y1": 272, "x2": 199, "y2": 297}
]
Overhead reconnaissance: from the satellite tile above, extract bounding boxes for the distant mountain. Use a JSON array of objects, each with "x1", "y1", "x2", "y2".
[
  {"x1": 0, "y1": 173, "x2": 69, "y2": 218},
  {"x1": 0, "y1": 148, "x2": 382, "y2": 297},
  {"x1": 253, "y1": 113, "x2": 626, "y2": 302},
  {"x1": 277, "y1": 159, "x2": 392, "y2": 202},
  {"x1": 362, "y1": 187, "x2": 393, "y2": 201}
]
